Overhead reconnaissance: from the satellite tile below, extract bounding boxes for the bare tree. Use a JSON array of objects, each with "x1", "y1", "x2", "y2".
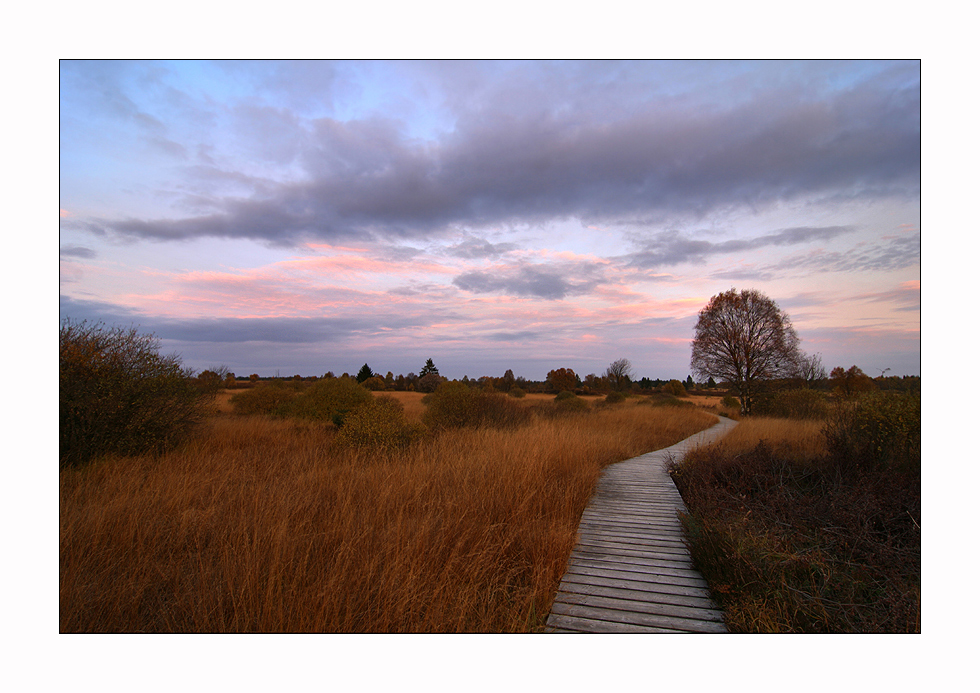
[
  {"x1": 605, "y1": 358, "x2": 634, "y2": 392},
  {"x1": 690, "y1": 288, "x2": 801, "y2": 414},
  {"x1": 794, "y1": 351, "x2": 827, "y2": 388}
]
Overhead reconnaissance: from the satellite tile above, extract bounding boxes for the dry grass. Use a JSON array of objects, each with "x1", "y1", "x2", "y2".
[
  {"x1": 61, "y1": 401, "x2": 714, "y2": 633},
  {"x1": 212, "y1": 389, "x2": 237, "y2": 413},
  {"x1": 670, "y1": 413, "x2": 920, "y2": 632},
  {"x1": 372, "y1": 390, "x2": 427, "y2": 422},
  {"x1": 696, "y1": 416, "x2": 827, "y2": 461}
]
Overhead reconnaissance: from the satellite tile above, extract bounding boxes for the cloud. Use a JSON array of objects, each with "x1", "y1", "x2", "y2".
[
  {"x1": 453, "y1": 263, "x2": 600, "y2": 300},
  {"x1": 60, "y1": 245, "x2": 97, "y2": 259},
  {"x1": 59, "y1": 294, "x2": 445, "y2": 344},
  {"x1": 854, "y1": 281, "x2": 921, "y2": 312},
  {"x1": 771, "y1": 231, "x2": 920, "y2": 274},
  {"x1": 444, "y1": 235, "x2": 519, "y2": 259},
  {"x1": 487, "y1": 330, "x2": 546, "y2": 342},
  {"x1": 63, "y1": 62, "x2": 919, "y2": 246},
  {"x1": 625, "y1": 226, "x2": 855, "y2": 269}
]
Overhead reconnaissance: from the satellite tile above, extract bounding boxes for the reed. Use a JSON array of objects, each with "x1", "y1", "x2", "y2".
[{"x1": 61, "y1": 401, "x2": 714, "y2": 632}]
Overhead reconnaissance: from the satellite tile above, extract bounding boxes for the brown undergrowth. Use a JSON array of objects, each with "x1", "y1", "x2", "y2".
[
  {"x1": 61, "y1": 400, "x2": 714, "y2": 633},
  {"x1": 669, "y1": 414, "x2": 920, "y2": 633}
]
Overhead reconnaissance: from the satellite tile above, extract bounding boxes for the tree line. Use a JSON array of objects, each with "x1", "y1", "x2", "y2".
[{"x1": 61, "y1": 287, "x2": 918, "y2": 465}]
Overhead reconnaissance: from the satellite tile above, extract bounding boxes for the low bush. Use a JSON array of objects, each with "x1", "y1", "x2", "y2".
[
  {"x1": 721, "y1": 395, "x2": 740, "y2": 410},
  {"x1": 287, "y1": 376, "x2": 374, "y2": 426},
  {"x1": 604, "y1": 391, "x2": 626, "y2": 404},
  {"x1": 641, "y1": 392, "x2": 694, "y2": 408},
  {"x1": 335, "y1": 395, "x2": 425, "y2": 451},
  {"x1": 60, "y1": 320, "x2": 208, "y2": 467},
  {"x1": 230, "y1": 382, "x2": 298, "y2": 416},
  {"x1": 362, "y1": 376, "x2": 387, "y2": 391},
  {"x1": 422, "y1": 381, "x2": 531, "y2": 431},
  {"x1": 553, "y1": 392, "x2": 590, "y2": 415},
  {"x1": 754, "y1": 388, "x2": 830, "y2": 420},
  {"x1": 823, "y1": 391, "x2": 920, "y2": 472},
  {"x1": 662, "y1": 380, "x2": 687, "y2": 397},
  {"x1": 508, "y1": 387, "x2": 526, "y2": 399}
]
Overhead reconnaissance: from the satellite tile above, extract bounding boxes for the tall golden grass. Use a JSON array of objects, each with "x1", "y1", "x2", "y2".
[
  {"x1": 696, "y1": 416, "x2": 827, "y2": 461},
  {"x1": 61, "y1": 399, "x2": 715, "y2": 632}
]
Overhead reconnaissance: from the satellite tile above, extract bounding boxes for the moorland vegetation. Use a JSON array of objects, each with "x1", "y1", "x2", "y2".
[
  {"x1": 60, "y1": 322, "x2": 719, "y2": 632},
  {"x1": 60, "y1": 307, "x2": 920, "y2": 633},
  {"x1": 676, "y1": 288, "x2": 919, "y2": 632}
]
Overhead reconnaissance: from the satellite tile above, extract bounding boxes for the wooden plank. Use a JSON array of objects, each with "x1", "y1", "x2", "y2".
[
  {"x1": 568, "y1": 553, "x2": 706, "y2": 582},
  {"x1": 571, "y1": 546, "x2": 690, "y2": 563},
  {"x1": 577, "y1": 518, "x2": 688, "y2": 534},
  {"x1": 548, "y1": 601, "x2": 727, "y2": 634},
  {"x1": 566, "y1": 556, "x2": 710, "y2": 588},
  {"x1": 544, "y1": 613, "x2": 686, "y2": 634},
  {"x1": 556, "y1": 579, "x2": 720, "y2": 612},
  {"x1": 553, "y1": 591, "x2": 724, "y2": 624},
  {"x1": 576, "y1": 532, "x2": 689, "y2": 550},
  {"x1": 576, "y1": 528, "x2": 690, "y2": 544},
  {"x1": 575, "y1": 534, "x2": 691, "y2": 553},
  {"x1": 571, "y1": 542, "x2": 694, "y2": 562},
  {"x1": 576, "y1": 523, "x2": 690, "y2": 540},
  {"x1": 580, "y1": 508, "x2": 685, "y2": 523},
  {"x1": 577, "y1": 527, "x2": 686, "y2": 541},
  {"x1": 563, "y1": 565, "x2": 713, "y2": 597},
  {"x1": 559, "y1": 572, "x2": 716, "y2": 605},
  {"x1": 587, "y1": 498, "x2": 686, "y2": 509},
  {"x1": 578, "y1": 517, "x2": 687, "y2": 529}
]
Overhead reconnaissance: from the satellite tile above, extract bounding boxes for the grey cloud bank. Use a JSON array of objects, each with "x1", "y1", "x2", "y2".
[{"x1": 62, "y1": 61, "x2": 919, "y2": 247}]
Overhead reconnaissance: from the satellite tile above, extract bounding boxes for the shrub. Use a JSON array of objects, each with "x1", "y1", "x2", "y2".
[
  {"x1": 670, "y1": 436, "x2": 920, "y2": 632},
  {"x1": 335, "y1": 395, "x2": 425, "y2": 451},
  {"x1": 663, "y1": 380, "x2": 687, "y2": 397},
  {"x1": 553, "y1": 391, "x2": 590, "y2": 415},
  {"x1": 641, "y1": 392, "x2": 694, "y2": 409},
  {"x1": 508, "y1": 387, "x2": 526, "y2": 399},
  {"x1": 287, "y1": 376, "x2": 373, "y2": 426},
  {"x1": 230, "y1": 383, "x2": 298, "y2": 416},
  {"x1": 823, "y1": 391, "x2": 920, "y2": 472},
  {"x1": 721, "y1": 395, "x2": 740, "y2": 410},
  {"x1": 754, "y1": 388, "x2": 830, "y2": 420},
  {"x1": 422, "y1": 381, "x2": 531, "y2": 430},
  {"x1": 60, "y1": 320, "x2": 208, "y2": 467},
  {"x1": 604, "y1": 391, "x2": 626, "y2": 404},
  {"x1": 362, "y1": 376, "x2": 387, "y2": 391}
]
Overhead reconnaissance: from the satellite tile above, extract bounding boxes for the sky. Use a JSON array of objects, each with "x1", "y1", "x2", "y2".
[{"x1": 59, "y1": 60, "x2": 920, "y2": 381}]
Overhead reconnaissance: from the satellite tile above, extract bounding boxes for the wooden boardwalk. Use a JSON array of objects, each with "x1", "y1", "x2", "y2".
[{"x1": 545, "y1": 416, "x2": 738, "y2": 633}]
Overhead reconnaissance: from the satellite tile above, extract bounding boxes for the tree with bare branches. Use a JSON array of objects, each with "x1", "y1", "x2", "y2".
[
  {"x1": 690, "y1": 288, "x2": 801, "y2": 414},
  {"x1": 794, "y1": 351, "x2": 827, "y2": 388},
  {"x1": 605, "y1": 358, "x2": 634, "y2": 392}
]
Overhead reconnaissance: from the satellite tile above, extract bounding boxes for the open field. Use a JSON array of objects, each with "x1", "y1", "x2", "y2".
[
  {"x1": 60, "y1": 396, "x2": 715, "y2": 633},
  {"x1": 213, "y1": 387, "x2": 726, "y2": 419}
]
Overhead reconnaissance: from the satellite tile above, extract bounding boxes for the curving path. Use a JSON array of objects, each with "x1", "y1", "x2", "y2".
[{"x1": 545, "y1": 415, "x2": 738, "y2": 633}]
